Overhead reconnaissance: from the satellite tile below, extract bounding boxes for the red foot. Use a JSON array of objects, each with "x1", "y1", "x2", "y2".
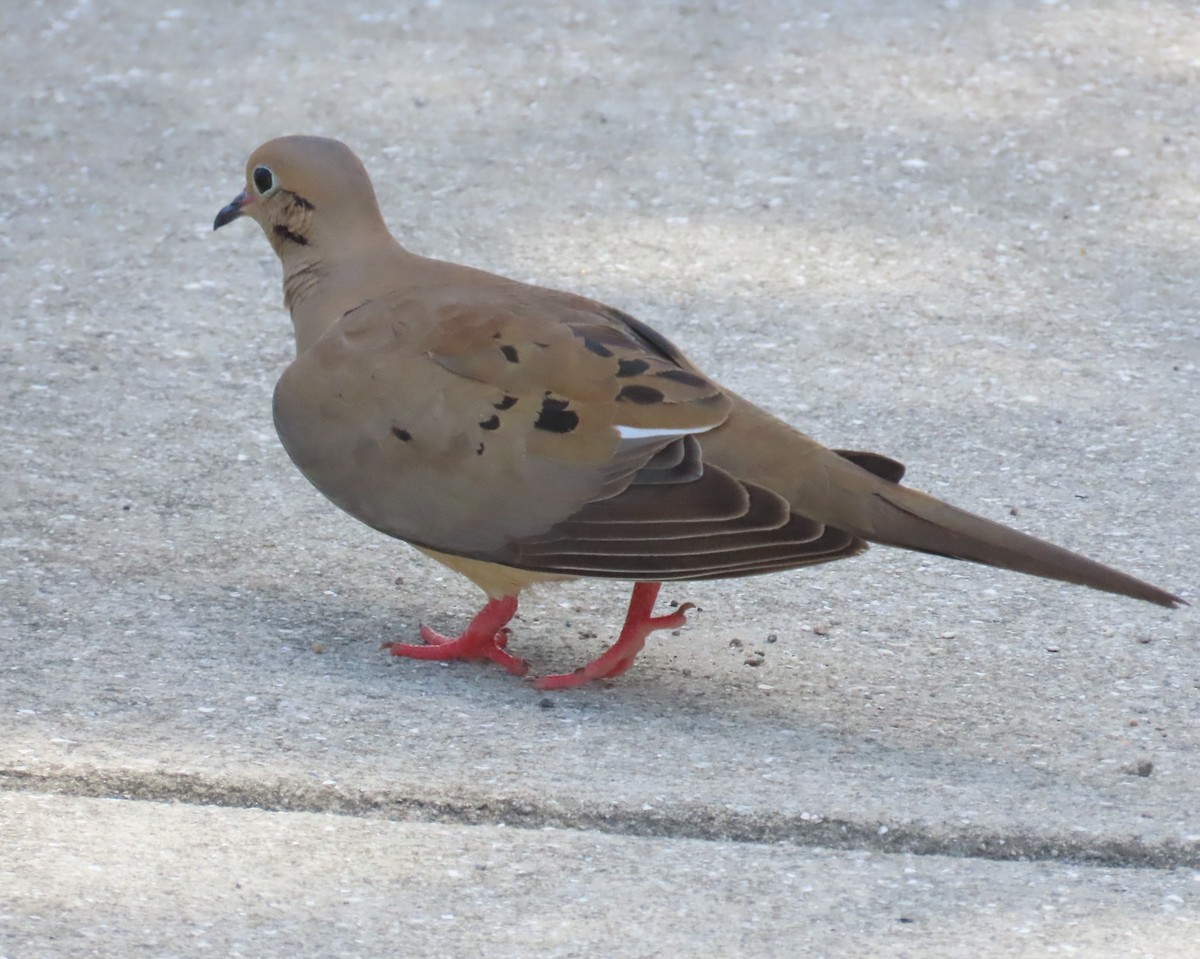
[
  {"x1": 536, "y1": 582, "x2": 693, "y2": 690},
  {"x1": 383, "y1": 596, "x2": 529, "y2": 676}
]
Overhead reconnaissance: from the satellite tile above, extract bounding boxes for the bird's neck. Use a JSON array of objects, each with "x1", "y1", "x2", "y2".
[
  {"x1": 280, "y1": 234, "x2": 408, "y2": 355},
  {"x1": 282, "y1": 251, "x2": 324, "y2": 315}
]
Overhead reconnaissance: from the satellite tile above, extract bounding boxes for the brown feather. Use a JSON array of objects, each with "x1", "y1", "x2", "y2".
[{"x1": 223, "y1": 135, "x2": 1183, "y2": 614}]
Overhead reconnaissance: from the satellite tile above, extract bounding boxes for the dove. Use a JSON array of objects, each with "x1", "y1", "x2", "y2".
[{"x1": 214, "y1": 135, "x2": 1184, "y2": 690}]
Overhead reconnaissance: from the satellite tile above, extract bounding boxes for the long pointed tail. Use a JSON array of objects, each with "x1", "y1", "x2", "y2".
[
  {"x1": 852, "y1": 479, "x2": 1184, "y2": 608},
  {"x1": 701, "y1": 396, "x2": 1185, "y2": 608}
]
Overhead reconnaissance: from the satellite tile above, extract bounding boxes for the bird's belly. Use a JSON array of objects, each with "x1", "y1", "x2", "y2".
[{"x1": 271, "y1": 367, "x2": 535, "y2": 556}]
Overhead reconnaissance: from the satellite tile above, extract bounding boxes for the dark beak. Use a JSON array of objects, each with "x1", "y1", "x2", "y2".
[{"x1": 213, "y1": 190, "x2": 251, "y2": 231}]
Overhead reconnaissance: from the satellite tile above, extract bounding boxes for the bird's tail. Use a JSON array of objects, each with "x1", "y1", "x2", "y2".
[
  {"x1": 854, "y1": 478, "x2": 1184, "y2": 608},
  {"x1": 702, "y1": 394, "x2": 1185, "y2": 608}
]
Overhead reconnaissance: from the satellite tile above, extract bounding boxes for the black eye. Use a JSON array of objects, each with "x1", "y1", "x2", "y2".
[{"x1": 252, "y1": 165, "x2": 276, "y2": 195}]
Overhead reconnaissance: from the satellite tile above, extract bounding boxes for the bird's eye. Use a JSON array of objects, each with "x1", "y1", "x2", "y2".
[{"x1": 252, "y1": 165, "x2": 277, "y2": 196}]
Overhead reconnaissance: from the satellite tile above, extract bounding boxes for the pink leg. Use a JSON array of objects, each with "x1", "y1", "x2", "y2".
[
  {"x1": 383, "y1": 595, "x2": 529, "y2": 676},
  {"x1": 535, "y1": 582, "x2": 693, "y2": 690}
]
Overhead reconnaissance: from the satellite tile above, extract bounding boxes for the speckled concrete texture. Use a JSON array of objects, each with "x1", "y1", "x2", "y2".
[
  {"x1": 4, "y1": 792, "x2": 1198, "y2": 959},
  {"x1": 2, "y1": 1, "x2": 1197, "y2": 956}
]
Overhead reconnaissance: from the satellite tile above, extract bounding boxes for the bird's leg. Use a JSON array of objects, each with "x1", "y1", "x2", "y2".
[
  {"x1": 535, "y1": 582, "x2": 693, "y2": 690},
  {"x1": 383, "y1": 595, "x2": 529, "y2": 676}
]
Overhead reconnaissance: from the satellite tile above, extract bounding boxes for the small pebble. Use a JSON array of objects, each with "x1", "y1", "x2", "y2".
[{"x1": 744, "y1": 651, "x2": 765, "y2": 667}]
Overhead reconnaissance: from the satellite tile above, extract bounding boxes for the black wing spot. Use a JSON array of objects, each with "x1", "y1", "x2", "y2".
[
  {"x1": 617, "y1": 358, "x2": 650, "y2": 377},
  {"x1": 605, "y1": 307, "x2": 640, "y2": 328},
  {"x1": 479, "y1": 414, "x2": 500, "y2": 431},
  {"x1": 273, "y1": 224, "x2": 309, "y2": 246},
  {"x1": 611, "y1": 309, "x2": 685, "y2": 364},
  {"x1": 477, "y1": 443, "x2": 486, "y2": 455},
  {"x1": 617, "y1": 384, "x2": 664, "y2": 405},
  {"x1": 392, "y1": 427, "x2": 412, "y2": 442},
  {"x1": 500, "y1": 344, "x2": 519, "y2": 363},
  {"x1": 656, "y1": 368, "x2": 709, "y2": 388},
  {"x1": 535, "y1": 396, "x2": 580, "y2": 433},
  {"x1": 494, "y1": 395, "x2": 518, "y2": 410},
  {"x1": 583, "y1": 337, "x2": 614, "y2": 358}
]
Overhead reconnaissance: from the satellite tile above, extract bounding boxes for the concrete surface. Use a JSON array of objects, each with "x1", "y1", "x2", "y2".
[
  {"x1": 4, "y1": 792, "x2": 1198, "y2": 959},
  {"x1": 2, "y1": 0, "x2": 1198, "y2": 956}
]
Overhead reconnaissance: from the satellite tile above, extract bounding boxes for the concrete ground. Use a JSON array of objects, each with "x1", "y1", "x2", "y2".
[{"x1": 2, "y1": 1, "x2": 1198, "y2": 956}]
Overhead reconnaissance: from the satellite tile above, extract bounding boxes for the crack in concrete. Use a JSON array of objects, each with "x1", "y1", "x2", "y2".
[{"x1": 3, "y1": 766, "x2": 1196, "y2": 870}]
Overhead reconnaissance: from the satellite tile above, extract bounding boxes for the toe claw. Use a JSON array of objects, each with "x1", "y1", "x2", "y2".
[
  {"x1": 535, "y1": 583, "x2": 693, "y2": 689},
  {"x1": 386, "y1": 597, "x2": 524, "y2": 676},
  {"x1": 486, "y1": 646, "x2": 530, "y2": 676}
]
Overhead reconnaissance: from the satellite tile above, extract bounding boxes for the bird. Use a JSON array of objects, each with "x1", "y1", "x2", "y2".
[{"x1": 213, "y1": 135, "x2": 1184, "y2": 690}]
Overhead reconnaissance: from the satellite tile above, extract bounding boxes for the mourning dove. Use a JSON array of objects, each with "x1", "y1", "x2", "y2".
[{"x1": 214, "y1": 135, "x2": 1184, "y2": 690}]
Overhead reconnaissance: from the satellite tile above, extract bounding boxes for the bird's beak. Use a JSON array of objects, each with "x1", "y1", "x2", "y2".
[{"x1": 213, "y1": 190, "x2": 253, "y2": 231}]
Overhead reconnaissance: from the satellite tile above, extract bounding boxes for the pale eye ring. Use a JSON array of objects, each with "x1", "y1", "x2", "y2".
[{"x1": 252, "y1": 165, "x2": 277, "y2": 196}]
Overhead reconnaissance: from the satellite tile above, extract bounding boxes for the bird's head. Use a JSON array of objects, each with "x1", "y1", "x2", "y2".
[{"x1": 213, "y1": 135, "x2": 388, "y2": 258}]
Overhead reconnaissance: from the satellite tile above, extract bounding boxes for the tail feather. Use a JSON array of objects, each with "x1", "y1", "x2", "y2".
[
  {"x1": 700, "y1": 394, "x2": 1184, "y2": 608},
  {"x1": 860, "y1": 482, "x2": 1184, "y2": 608}
]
